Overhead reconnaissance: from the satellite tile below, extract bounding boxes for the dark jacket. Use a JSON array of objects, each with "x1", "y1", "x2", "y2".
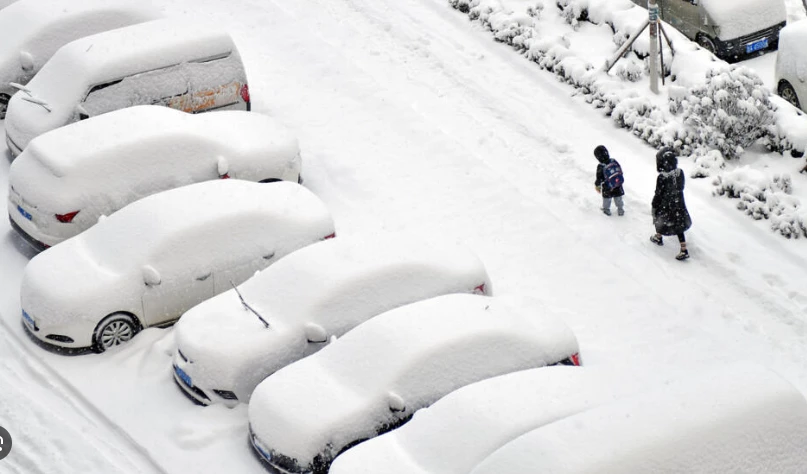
[
  {"x1": 652, "y1": 155, "x2": 692, "y2": 236},
  {"x1": 595, "y1": 159, "x2": 625, "y2": 198}
]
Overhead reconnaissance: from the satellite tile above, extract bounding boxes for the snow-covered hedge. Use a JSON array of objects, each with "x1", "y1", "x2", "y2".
[{"x1": 448, "y1": 0, "x2": 807, "y2": 238}]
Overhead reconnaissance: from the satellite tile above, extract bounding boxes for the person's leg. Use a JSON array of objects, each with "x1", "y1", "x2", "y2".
[
  {"x1": 615, "y1": 195, "x2": 625, "y2": 216},
  {"x1": 676, "y1": 233, "x2": 689, "y2": 260},
  {"x1": 650, "y1": 233, "x2": 663, "y2": 245},
  {"x1": 601, "y1": 197, "x2": 612, "y2": 215}
]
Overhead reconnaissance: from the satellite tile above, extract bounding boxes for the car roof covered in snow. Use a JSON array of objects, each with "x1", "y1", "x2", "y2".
[
  {"x1": 469, "y1": 365, "x2": 807, "y2": 474},
  {"x1": 330, "y1": 366, "x2": 641, "y2": 474},
  {"x1": 21, "y1": 106, "x2": 297, "y2": 179},
  {"x1": 70, "y1": 180, "x2": 331, "y2": 271},
  {"x1": 248, "y1": 294, "x2": 579, "y2": 463}
]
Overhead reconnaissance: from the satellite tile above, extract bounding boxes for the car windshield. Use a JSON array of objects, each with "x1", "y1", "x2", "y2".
[{"x1": 23, "y1": 50, "x2": 90, "y2": 113}]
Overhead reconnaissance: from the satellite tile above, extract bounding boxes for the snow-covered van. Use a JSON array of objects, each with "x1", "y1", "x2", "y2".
[
  {"x1": 775, "y1": 20, "x2": 807, "y2": 111},
  {"x1": 0, "y1": 0, "x2": 160, "y2": 119},
  {"x1": 630, "y1": 0, "x2": 786, "y2": 62},
  {"x1": 5, "y1": 19, "x2": 251, "y2": 156}
]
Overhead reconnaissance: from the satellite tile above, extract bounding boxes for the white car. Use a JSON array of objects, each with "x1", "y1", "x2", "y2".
[
  {"x1": 330, "y1": 366, "x2": 642, "y2": 474},
  {"x1": 20, "y1": 180, "x2": 335, "y2": 352},
  {"x1": 172, "y1": 235, "x2": 492, "y2": 406},
  {"x1": 775, "y1": 19, "x2": 807, "y2": 111},
  {"x1": 0, "y1": 0, "x2": 160, "y2": 118},
  {"x1": 469, "y1": 365, "x2": 807, "y2": 474},
  {"x1": 248, "y1": 294, "x2": 581, "y2": 474},
  {"x1": 5, "y1": 19, "x2": 250, "y2": 156},
  {"x1": 8, "y1": 105, "x2": 301, "y2": 251}
]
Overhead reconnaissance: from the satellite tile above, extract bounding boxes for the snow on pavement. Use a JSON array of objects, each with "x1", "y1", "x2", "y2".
[{"x1": 1, "y1": 0, "x2": 807, "y2": 472}]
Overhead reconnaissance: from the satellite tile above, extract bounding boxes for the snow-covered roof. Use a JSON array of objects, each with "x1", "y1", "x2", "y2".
[
  {"x1": 0, "y1": 0, "x2": 160, "y2": 90},
  {"x1": 248, "y1": 294, "x2": 579, "y2": 464},
  {"x1": 330, "y1": 366, "x2": 639, "y2": 474},
  {"x1": 21, "y1": 106, "x2": 296, "y2": 179},
  {"x1": 469, "y1": 365, "x2": 807, "y2": 474},
  {"x1": 78, "y1": 180, "x2": 331, "y2": 271},
  {"x1": 702, "y1": 0, "x2": 786, "y2": 40},
  {"x1": 173, "y1": 233, "x2": 491, "y2": 396}
]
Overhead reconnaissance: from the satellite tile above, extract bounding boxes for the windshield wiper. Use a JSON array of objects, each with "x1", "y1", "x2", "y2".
[
  {"x1": 21, "y1": 95, "x2": 51, "y2": 112},
  {"x1": 9, "y1": 82, "x2": 31, "y2": 94},
  {"x1": 230, "y1": 280, "x2": 269, "y2": 328}
]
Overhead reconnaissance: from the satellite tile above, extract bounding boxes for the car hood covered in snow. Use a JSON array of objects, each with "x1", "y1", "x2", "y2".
[{"x1": 703, "y1": 0, "x2": 786, "y2": 41}]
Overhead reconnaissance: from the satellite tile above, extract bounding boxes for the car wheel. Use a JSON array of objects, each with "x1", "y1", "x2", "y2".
[
  {"x1": 697, "y1": 35, "x2": 717, "y2": 56},
  {"x1": 779, "y1": 81, "x2": 801, "y2": 110},
  {"x1": 0, "y1": 94, "x2": 9, "y2": 120},
  {"x1": 93, "y1": 313, "x2": 139, "y2": 352}
]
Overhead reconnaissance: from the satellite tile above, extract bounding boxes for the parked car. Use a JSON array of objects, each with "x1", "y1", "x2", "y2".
[
  {"x1": 775, "y1": 20, "x2": 807, "y2": 111},
  {"x1": 248, "y1": 294, "x2": 580, "y2": 474},
  {"x1": 5, "y1": 19, "x2": 250, "y2": 156},
  {"x1": 8, "y1": 106, "x2": 301, "y2": 251},
  {"x1": 469, "y1": 365, "x2": 807, "y2": 474},
  {"x1": 629, "y1": 0, "x2": 786, "y2": 61},
  {"x1": 0, "y1": 0, "x2": 160, "y2": 119},
  {"x1": 19, "y1": 180, "x2": 335, "y2": 353},
  {"x1": 172, "y1": 235, "x2": 492, "y2": 406},
  {"x1": 330, "y1": 366, "x2": 642, "y2": 474}
]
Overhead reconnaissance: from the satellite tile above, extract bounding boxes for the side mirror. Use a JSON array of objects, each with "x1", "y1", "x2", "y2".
[
  {"x1": 217, "y1": 156, "x2": 229, "y2": 178},
  {"x1": 142, "y1": 265, "x2": 161, "y2": 287},
  {"x1": 19, "y1": 51, "x2": 34, "y2": 72},
  {"x1": 76, "y1": 104, "x2": 89, "y2": 120},
  {"x1": 387, "y1": 392, "x2": 406, "y2": 413},
  {"x1": 305, "y1": 323, "x2": 328, "y2": 343}
]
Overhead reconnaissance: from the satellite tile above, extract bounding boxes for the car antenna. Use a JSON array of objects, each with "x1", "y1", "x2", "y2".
[{"x1": 230, "y1": 280, "x2": 269, "y2": 328}]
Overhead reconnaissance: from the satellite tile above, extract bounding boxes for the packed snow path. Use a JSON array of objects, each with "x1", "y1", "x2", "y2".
[{"x1": 1, "y1": 0, "x2": 806, "y2": 472}]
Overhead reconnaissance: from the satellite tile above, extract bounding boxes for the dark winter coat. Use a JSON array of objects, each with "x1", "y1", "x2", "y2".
[
  {"x1": 652, "y1": 160, "x2": 692, "y2": 236},
  {"x1": 595, "y1": 159, "x2": 625, "y2": 198}
]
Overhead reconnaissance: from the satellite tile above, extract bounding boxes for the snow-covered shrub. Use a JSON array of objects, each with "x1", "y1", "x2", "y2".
[
  {"x1": 672, "y1": 66, "x2": 776, "y2": 160},
  {"x1": 691, "y1": 149, "x2": 726, "y2": 178},
  {"x1": 614, "y1": 56, "x2": 643, "y2": 82},
  {"x1": 556, "y1": 0, "x2": 588, "y2": 27}
]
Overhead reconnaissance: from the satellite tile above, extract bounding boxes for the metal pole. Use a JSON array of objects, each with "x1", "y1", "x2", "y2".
[
  {"x1": 658, "y1": 24, "x2": 665, "y2": 86},
  {"x1": 603, "y1": 19, "x2": 649, "y2": 73},
  {"x1": 648, "y1": 0, "x2": 659, "y2": 94}
]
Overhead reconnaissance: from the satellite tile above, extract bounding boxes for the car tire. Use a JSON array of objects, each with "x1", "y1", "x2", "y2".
[
  {"x1": 778, "y1": 81, "x2": 801, "y2": 110},
  {"x1": 93, "y1": 313, "x2": 140, "y2": 352},
  {"x1": 0, "y1": 94, "x2": 10, "y2": 120},
  {"x1": 697, "y1": 35, "x2": 717, "y2": 56}
]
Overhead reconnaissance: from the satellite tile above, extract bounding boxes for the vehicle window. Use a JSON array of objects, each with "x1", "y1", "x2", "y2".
[{"x1": 81, "y1": 65, "x2": 190, "y2": 118}]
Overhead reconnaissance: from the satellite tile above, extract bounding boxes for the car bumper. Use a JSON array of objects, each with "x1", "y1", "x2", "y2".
[
  {"x1": 8, "y1": 214, "x2": 51, "y2": 252},
  {"x1": 21, "y1": 309, "x2": 93, "y2": 349},
  {"x1": 249, "y1": 426, "x2": 313, "y2": 474},
  {"x1": 716, "y1": 22, "x2": 785, "y2": 60}
]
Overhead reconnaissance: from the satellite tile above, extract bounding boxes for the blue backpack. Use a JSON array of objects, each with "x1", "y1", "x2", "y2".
[{"x1": 602, "y1": 159, "x2": 624, "y2": 190}]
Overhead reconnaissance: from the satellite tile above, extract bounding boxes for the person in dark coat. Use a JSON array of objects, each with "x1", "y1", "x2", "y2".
[
  {"x1": 593, "y1": 145, "x2": 625, "y2": 216},
  {"x1": 650, "y1": 147, "x2": 692, "y2": 261}
]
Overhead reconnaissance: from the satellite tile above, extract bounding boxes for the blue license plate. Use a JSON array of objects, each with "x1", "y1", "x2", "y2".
[
  {"x1": 17, "y1": 205, "x2": 32, "y2": 221},
  {"x1": 22, "y1": 309, "x2": 35, "y2": 329},
  {"x1": 746, "y1": 38, "x2": 768, "y2": 54},
  {"x1": 174, "y1": 365, "x2": 192, "y2": 387}
]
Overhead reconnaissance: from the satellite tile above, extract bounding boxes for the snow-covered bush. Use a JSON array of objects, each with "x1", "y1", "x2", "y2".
[
  {"x1": 672, "y1": 67, "x2": 776, "y2": 160},
  {"x1": 690, "y1": 149, "x2": 726, "y2": 178},
  {"x1": 614, "y1": 56, "x2": 643, "y2": 82}
]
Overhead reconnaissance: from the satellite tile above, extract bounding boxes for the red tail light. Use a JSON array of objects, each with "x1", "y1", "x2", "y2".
[
  {"x1": 55, "y1": 211, "x2": 79, "y2": 223},
  {"x1": 323, "y1": 232, "x2": 336, "y2": 240},
  {"x1": 473, "y1": 283, "x2": 487, "y2": 295},
  {"x1": 220, "y1": 173, "x2": 230, "y2": 179},
  {"x1": 240, "y1": 84, "x2": 250, "y2": 103},
  {"x1": 570, "y1": 353, "x2": 582, "y2": 366}
]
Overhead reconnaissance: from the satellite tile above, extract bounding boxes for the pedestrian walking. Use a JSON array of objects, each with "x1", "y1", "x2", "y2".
[
  {"x1": 649, "y1": 147, "x2": 692, "y2": 261},
  {"x1": 593, "y1": 145, "x2": 625, "y2": 216}
]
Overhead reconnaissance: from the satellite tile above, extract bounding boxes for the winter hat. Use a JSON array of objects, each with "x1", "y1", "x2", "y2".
[
  {"x1": 594, "y1": 145, "x2": 610, "y2": 163},
  {"x1": 656, "y1": 147, "x2": 676, "y2": 172}
]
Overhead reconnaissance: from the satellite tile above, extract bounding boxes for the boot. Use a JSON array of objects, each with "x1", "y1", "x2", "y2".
[
  {"x1": 676, "y1": 242, "x2": 689, "y2": 260},
  {"x1": 601, "y1": 208, "x2": 611, "y2": 216},
  {"x1": 650, "y1": 234, "x2": 663, "y2": 246}
]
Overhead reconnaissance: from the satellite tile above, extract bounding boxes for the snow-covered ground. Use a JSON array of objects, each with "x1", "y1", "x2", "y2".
[{"x1": 1, "y1": 0, "x2": 807, "y2": 472}]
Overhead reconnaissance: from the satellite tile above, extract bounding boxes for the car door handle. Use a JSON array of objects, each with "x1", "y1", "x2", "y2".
[{"x1": 196, "y1": 272, "x2": 212, "y2": 281}]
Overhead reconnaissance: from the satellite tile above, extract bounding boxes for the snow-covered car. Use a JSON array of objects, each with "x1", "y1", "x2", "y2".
[
  {"x1": 8, "y1": 106, "x2": 301, "y2": 251},
  {"x1": 172, "y1": 235, "x2": 492, "y2": 406},
  {"x1": 469, "y1": 365, "x2": 807, "y2": 474},
  {"x1": 248, "y1": 294, "x2": 581, "y2": 474},
  {"x1": 629, "y1": 0, "x2": 786, "y2": 61},
  {"x1": 329, "y1": 366, "x2": 642, "y2": 474},
  {"x1": 20, "y1": 180, "x2": 335, "y2": 353},
  {"x1": 775, "y1": 20, "x2": 807, "y2": 111},
  {"x1": 0, "y1": 0, "x2": 160, "y2": 119},
  {"x1": 5, "y1": 19, "x2": 250, "y2": 156},
  {"x1": 0, "y1": 0, "x2": 20, "y2": 9}
]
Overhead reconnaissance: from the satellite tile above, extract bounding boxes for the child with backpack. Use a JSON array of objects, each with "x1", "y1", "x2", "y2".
[{"x1": 593, "y1": 145, "x2": 625, "y2": 216}]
